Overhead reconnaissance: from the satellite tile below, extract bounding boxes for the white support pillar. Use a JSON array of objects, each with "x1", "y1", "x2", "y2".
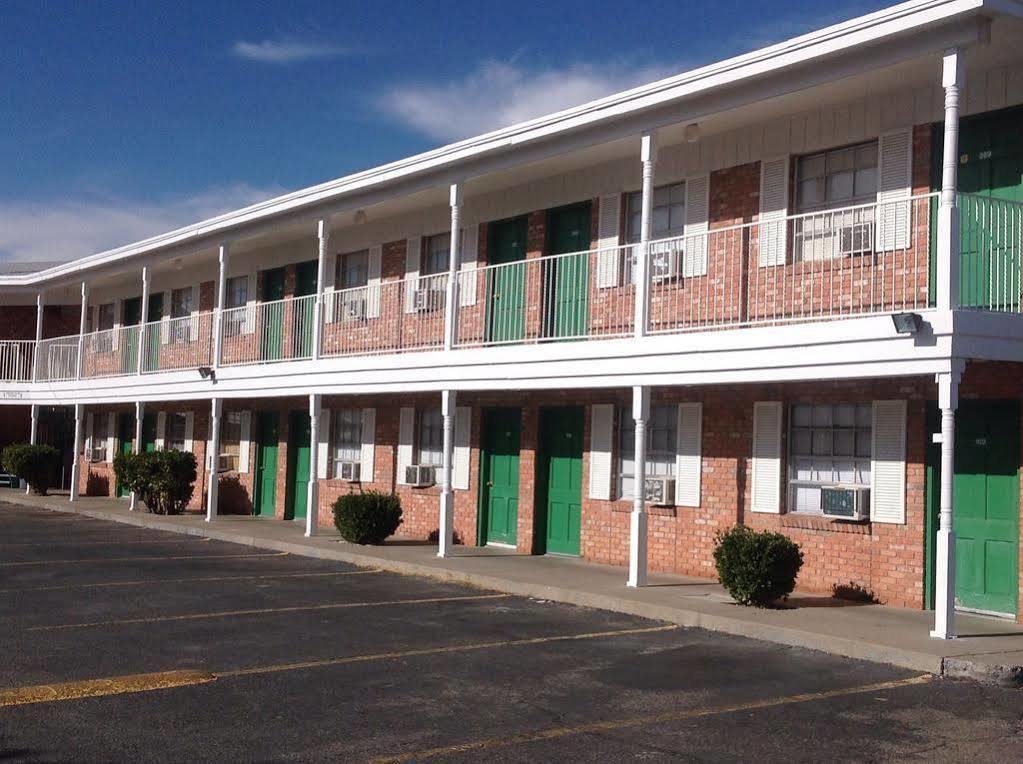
[
  {"x1": 634, "y1": 135, "x2": 656, "y2": 338},
  {"x1": 31, "y1": 292, "x2": 44, "y2": 382},
  {"x1": 206, "y1": 398, "x2": 223, "y2": 522},
  {"x1": 437, "y1": 389, "x2": 457, "y2": 557},
  {"x1": 628, "y1": 385, "x2": 650, "y2": 587},
  {"x1": 444, "y1": 183, "x2": 462, "y2": 352},
  {"x1": 932, "y1": 366, "x2": 962, "y2": 639},
  {"x1": 305, "y1": 394, "x2": 322, "y2": 537},
  {"x1": 136, "y1": 267, "x2": 150, "y2": 375},
  {"x1": 69, "y1": 403, "x2": 84, "y2": 502},
  {"x1": 25, "y1": 404, "x2": 39, "y2": 494},
  {"x1": 312, "y1": 221, "x2": 329, "y2": 361},
  {"x1": 129, "y1": 401, "x2": 144, "y2": 511},
  {"x1": 936, "y1": 48, "x2": 963, "y2": 312},
  {"x1": 75, "y1": 281, "x2": 89, "y2": 380},
  {"x1": 212, "y1": 244, "x2": 229, "y2": 369}
]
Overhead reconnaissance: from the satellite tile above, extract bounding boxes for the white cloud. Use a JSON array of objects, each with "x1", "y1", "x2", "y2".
[
  {"x1": 231, "y1": 38, "x2": 349, "y2": 64},
  {"x1": 0, "y1": 184, "x2": 283, "y2": 263},
  {"x1": 378, "y1": 59, "x2": 677, "y2": 142}
]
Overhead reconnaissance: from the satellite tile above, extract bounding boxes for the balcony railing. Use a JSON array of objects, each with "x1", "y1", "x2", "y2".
[{"x1": 5, "y1": 192, "x2": 1019, "y2": 385}]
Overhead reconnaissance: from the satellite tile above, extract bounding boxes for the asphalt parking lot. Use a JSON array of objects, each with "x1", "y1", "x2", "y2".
[{"x1": 1, "y1": 502, "x2": 1022, "y2": 762}]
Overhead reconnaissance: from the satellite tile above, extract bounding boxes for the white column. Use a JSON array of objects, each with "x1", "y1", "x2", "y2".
[
  {"x1": 312, "y1": 221, "x2": 329, "y2": 361},
  {"x1": 75, "y1": 281, "x2": 89, "y2": 380},
  {"x1": 69, "y1": 403, "x2": 84, "y2": 502},
  {"x1": 25, "y1": 404, "x2": 39, "y2": 494},
  {"x1": 628, "y1": 385, "x2": 650, "y2": 587},
  {"x1": 932, "y1": 367, "x2": 962, "y2": 639},
  {"x1": 206, "y1": 398, "x2": 223, "y2": 522},
  {"x1": 129, "y1": 401, "x2": 144, "y2": 511},
  {"x1": 212, "y1": 244, "x2": 229, "y2": 369},
  {"x1": 936, "y1": 48, "x2": 963, "y2": 312},
  {"x1": 437, "y1": 389, "x2": 456, "y2": 557},
  {"x1": 444, "y1": 183, "x2": 462, "y2": 352},
  {"x1": 31, "y1": 292, "x2": 44, "y2": 382},
  {"x1": 136, "y1": 267, "x2": 150, "y2": 375},
  {"x1": 305, "y1": 393, "x2": 322, "y2": 537},
  {"x1": 634, "y1": 134, "x2": 656, "y2": 337}
]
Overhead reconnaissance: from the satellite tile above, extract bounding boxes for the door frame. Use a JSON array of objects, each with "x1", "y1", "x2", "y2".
[
  {"x1": 534, "y1": 405, "x2": 585, "y2": 556},
  {"x1": 477, "y1": 407, "x2": 523, "y2": 547}
]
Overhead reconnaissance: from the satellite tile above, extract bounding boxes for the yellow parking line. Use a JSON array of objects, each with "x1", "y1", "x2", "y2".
[
  {"x1": 0, "y1": 537, "x2": 198, "y2": 549},
  {"x1": 0, "y1": 568, "x2": 383, "y2": 594},
  {"x1": 29, "y1": 593, "x2": 511, "y2": 631},
  {"x1": 372, "y1": 673, "x2": 934, "y2": 763},
  {"x1": 0, "y1": 551, "x2": 290, "y2": 568}
]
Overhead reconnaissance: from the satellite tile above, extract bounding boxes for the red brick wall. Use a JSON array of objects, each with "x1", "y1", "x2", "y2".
[{"x1": 0, "y1": 304, "x2": 80, "y2": 341}]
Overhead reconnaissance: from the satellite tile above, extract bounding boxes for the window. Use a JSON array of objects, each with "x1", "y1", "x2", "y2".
[
  {"x1": 170, "y1": 287, "x2": 193, "y2": 343},
  {"x1": 416, "y1": 407, "x2": 444, "y2": 467},
  {"x1": 220, "y1": 411, "x2": 242, "y2": 471},
  {"x1": 625, "y1": 182, "x2": 686, "y2": 283},
  {"x1": 89, "y1": 415, "x2": 109, "y2": 460},
  {"x1": 788, "y1": 403, "x2": 872, "y2": 514},
  {"x1": 422, "y1": 233, "x2": 450, "y2": 276},
  {"x1": 618, "y1": 404, "x2": 677, "y2": 498},
  {"x1": 336, "y1": 250, "x2": 370, "y2": 321},
  {"x1": 166, "y1": 412, "x2": 187, "y2": 452},
  {"x1": 95, "y1": 303, "x2": 115, "y2": 352},
  {"x1": 223, "y1": 276, "x2": 248, "y2": 337},
  {"x1": 331, "y1": 409, "x2": 363, "y2": 476}
]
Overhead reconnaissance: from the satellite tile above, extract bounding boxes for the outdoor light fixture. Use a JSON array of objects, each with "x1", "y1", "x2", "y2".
[
  {"x1": 353, "y1": 209, "x2": 368, "y2": 225},
  {"x1": 891, "y1": 312, "x2": 923, "y2": 335},
  {"x1": 198, "y1": 366, "x2": 215, "y2": 380},
  {"x1": 684, "y1": 123, "x2": 701, "y2": 143}
]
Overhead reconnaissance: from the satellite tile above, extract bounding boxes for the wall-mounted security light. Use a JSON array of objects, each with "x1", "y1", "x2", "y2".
[
  {"x1": 198, "y1": 366, "x2": 215, "y2": 380},
  {"x1": 684, "y1": 123, "x2": 701, "y2": 143},
  {"x1": 891, "y1": 312, "x2": 923, "y2": 335}
]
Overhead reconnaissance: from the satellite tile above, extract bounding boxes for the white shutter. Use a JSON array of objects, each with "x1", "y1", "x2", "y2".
[
  {"x1": 404, "y1": 236, "x2": 421, "y2": 314},
  {"x1": 159, "y1": 293, "x2": 171, "y2": 344},
  {"x1": 758, "y1": 157, "x2": 789, "y2": 266},
  {"x1": 366, "y1": 245, "x2": 383, "y2": 319},
  {"x1": 871, "y1": 400, "x2": 906, "y2": 524},
  {"x1": 458, "y1": 224, "x2": 479, "y2": 307},
  {"x1": 588, "y1": 403, "x2": 615, "y2": 500},
  {"x1": 84, "y1": 412, "x2": 94, "y2": 457},
  {"x1": 156, "y1": 411, "x2": 167, "y2": 450},
  {"x1": 454, "y1": 406, "x2": 471, "y2": 490},
  {"x1": 596, "y1": 193, "x2": 622, "y2": 288},
  {"x1": 238, "y1": 411, "x2": 252, "y2": 473},
  {"x1": 683, "y1": 175, "x2": 710, "y2": 277},
  {"x1": 317, "y1": 409, "x2": 331, "y2": 480},
  {"x1": 322, "y1": 255, "x2": 337, "y2": 323},
  {"x1": 751, "y1": 401, "x2": 783, "y2": 513},
  {"x1": 183, "y1": 411, "x2": 194, "y2": 453},
  {"x1": 875, "y1": 129, "x2": 913, "y2": 252},
  {"x1": 675, "y1": 403, "x2": 702, "y2": 507},
  {"x1": 397, "y1": 407, "x2": 414, "y2": 484},
  {"x1": 105, "y1": 412, "x2": 116, "y2": 462},
  {"x1": 361, "y1": 408, "x2": 376, "y2": 482},
  {"x1": 241, "y1": 275, "x2": 257, "y2": 335},
  {"x1": 112, "y1": 300, "x2": 122, "y2": 351},
  {"x1": 188, "y1": 286, "x2": 200, "y2": 341}
]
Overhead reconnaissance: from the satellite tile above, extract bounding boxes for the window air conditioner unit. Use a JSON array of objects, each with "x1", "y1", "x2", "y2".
[
  {"x1": 643, "y1": 476, "x2": 676, "y2": 506},
  {"x1": 405, "y1": 464, "x2": 435, "y2": 488},
  {"x1": 413, "y1": 287, "x2": 444, "y2": 312},
  {"x1": 650, "y1": 248, "x2": 682, "y2": 281},
  {"x1": 345, "y1": 298, "x2": 367, "y2": 320},
  {"x1": 86, "y1": 446, "x2": 107, "y2": 463},
  {"x1": 338, "y1": 460, "x2": 361, "y2": 482},
  {"x1": 821, "y1": 486, "x2": 870, "y2": 521}
]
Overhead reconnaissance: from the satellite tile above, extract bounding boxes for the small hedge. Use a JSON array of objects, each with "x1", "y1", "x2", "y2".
[
  {"x1": 113, "y1": 450, "x2": 196, "y2": 515},
  {"x1": 713, "y1": 525, "x2": 804, "y2": 607},
  {"x1": 332, "y1": 491, "x2": 402, "y2": 545},
  {"x1": 1, "y1": 443, "x2": 60, "y2": 495}
]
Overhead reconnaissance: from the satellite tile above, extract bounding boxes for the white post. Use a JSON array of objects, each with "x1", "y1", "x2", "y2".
[
  {"x1": 69, "y1": 403, "x2": 84, "y2": 502},
  {"x1": 75, "y1": 281, "x2": 89, "y2": 380},
  {"x1": 136, "y1": 267, "x2": 150, "y2": 375},
  {"x1": 31, "y1": 292, "x2": 44, "y2": 383},
  {"x1": 444, "y1": 184, "x2": 462, "y2": 352},
  {"x1": 438, "y1": 389, "x2": 456, "y2": 557},
  {"x1": 129, "y1": 401, "x2": 144, "y2": 511},
  {"x1": 306, "y1": 394, "x2": 322, "y2": 537},
  {"x1": 937, "y1": 48, "x2": 963, "y2": 312},
  {"x1": 628, "y1": 385, "x2": 650, "y2": 587},
  {"x1": 932, "y1": 367, "x2": 962, "y2": 639},
  {"x1": 206, "y1": 398, "x2": 223, "y2": 522},
  {"x1": 312, "y1": 221, "x2": 329, "y2": 361},
  {"x1": 635, "y1": 134, "x2": 656, "y2": 337},
  {"x1": 25, "y1": 404, "x2": 39, "y2": 494},
  {"x1": 212, "y1": 244, "x2": 229, "y2": 369}
]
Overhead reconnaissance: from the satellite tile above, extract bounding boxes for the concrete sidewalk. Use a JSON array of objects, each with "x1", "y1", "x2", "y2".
[{"x1": 4, "y1": 488, "x2": 1023, "y2": 687}]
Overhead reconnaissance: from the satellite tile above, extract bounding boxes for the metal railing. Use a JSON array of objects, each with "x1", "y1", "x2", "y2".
[
  {"x1": 33, "y1": 334, "x2": 79, "y2": 382},
  {"x1": 220, "y1": 294, "x2": 317, "y2": 366},
  {"x1": 139, "y1": 312, "x2": 214, "y2": 373},
  {"x1": 0, "y1": 340, "x2": 34, "y2": 382},
  {"x1": 958, "y1": 193, "x2": 1023, "y2": 312},
  {"x1": 81, "y1": 325, "x2": 141, "y2": 378}
]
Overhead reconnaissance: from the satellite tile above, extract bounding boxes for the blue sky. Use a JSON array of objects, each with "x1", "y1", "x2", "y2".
[{"x1": 0, "y1": 0, "x2": 888, "y2": 262}]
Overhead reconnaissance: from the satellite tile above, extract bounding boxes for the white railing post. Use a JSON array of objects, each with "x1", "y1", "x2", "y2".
[
  {"x1": 937, "y1": 48, "x2": 963, "y2": 312},
  {"x1": 932, "y1": 364, "x2": 962, "y2": 639},
  {"x1": 306, "y1": 393, "x2": 321, "y2": 537},
  {"x1": 75, "y1": 281, "x2": 88, "y2": 380},
  {"x1": 31, "y1": 292, "x2": 44, "y2": 382},
  {"x1": 136, "y1": 267, "x2": 150, "y2": 376},
  {"x1": 635, "y1": 134, "x2": 656, "y2": 337},
  {"x1": 627, "y1": 385, "x2": 650, "y2": 587},
  {"x1": 438, "y1": 389, "x2": 456, "y2": 557},
  {"x1": 69, "y1": 403, "x2": 84, "y2": 502},
  {"x1": 313, "y1": 221, "x2": 328, "y2": 361},
  {"x1": 444, "y1": 183, "x2": 462, "y2": 351},
  {"x1": 212, "y1": 244, "x2": 229, "y2": 370},
  {"x1": 206, "y1": 398, "x2": 222, "y2": 522},
  {"x1": 129, "y1": 401, "x2": 144, "y2": 511}
]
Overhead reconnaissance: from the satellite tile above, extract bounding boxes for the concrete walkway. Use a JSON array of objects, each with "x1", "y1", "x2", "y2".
[{"x1": 4, "y1": 488, "x2": 1023, "y2": 687}]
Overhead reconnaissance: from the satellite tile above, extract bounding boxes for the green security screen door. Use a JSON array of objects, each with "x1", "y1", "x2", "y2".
[
  {"x1": 285, "y1": 410, "x2": 312, "y2": 522},
  {"x1": 545, "y1": 203, "x2": 591, "y2": 339},
  {"x1": 121, "y1": 296, "x2": 141, "y2": 374},
  {"x1": 115, "y1": 413, "x2": 134, "y2": 497},
  {"x1": 479, "y1": 408, "x2": 522, "y2": 546},
  {"x1": 293, "y1": 260, "x2": 317, "y2": 358},
  {"x1": 539, "y1": 406, "x2": 584, "y2": 555},
  {"x1": 486, "y1": 217, "x2": 528, "y2": 343},
  {"x1": 144, "y1": 292, "x2": 163, "y2": 372},
  {"x1": 254, "y1": 411, "x2": 279, "y2": 517},
  {"x1": 141, "y1": 413, "x2": 157, "y2": 453},
  {"x1": 261, "y1": 267, "x2": 286, "y2": 361}
]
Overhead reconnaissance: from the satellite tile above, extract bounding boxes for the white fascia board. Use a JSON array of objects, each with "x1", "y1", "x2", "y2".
[{"x1": 0, "y1": 0, "x2": 997, "y2": 291}]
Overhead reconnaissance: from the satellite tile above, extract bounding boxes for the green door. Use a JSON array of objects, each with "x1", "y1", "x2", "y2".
[
  {"x1": 141, "y1": 413, "x2": 158, "y2": 453},
  {"x1": 486, "y1": 217, "x2": 528, "y2": 343},
  {"x1": 121, "y1": 296, "x2": 141, "y2": 374},
  {"x1": 254, "y1": 411, "x2": 280, "y2": 517},
  {"x1": 539, "y1": 406, "x2": 584, "y2": 555},
  {"x1": 285, "y1": 410, "x2": 311, "y2": 522},
  {"x1": 545, "y1": 203, "x2": 591, "y2": 339},
  {"x1": 144, "y1": 292, "x2": 163, "y2": 372},
  {"x1": 478, "y1": 408, "x2": 522, "y2": 546},
  {"x1": 261, "y1": 267, "x2": 286, "y2": 361},
  {"x1": 293, "y1": 260, "x2": 317, "y2": 358},
  {"x1": 115, "y1": 413, "x2": 135, "y2": 497}
]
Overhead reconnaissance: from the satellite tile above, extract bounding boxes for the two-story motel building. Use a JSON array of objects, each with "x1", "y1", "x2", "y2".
[{"x1": 3, "y1": 0, "x2": 1023, "y2": 638}]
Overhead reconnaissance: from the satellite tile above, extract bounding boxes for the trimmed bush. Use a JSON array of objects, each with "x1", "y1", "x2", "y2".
[
  {"x1": 713, "y1": 525, "x2": 804, "y2": 607},
  {"x1": 1, "y1": 443, "x2": 60, "y2": 495},
  {"x1": 114, "y1": 450, "x2": 197, "y2": 515},
  {"x1": 332, "y1": 491, "x2": 403, "y2": 545}
]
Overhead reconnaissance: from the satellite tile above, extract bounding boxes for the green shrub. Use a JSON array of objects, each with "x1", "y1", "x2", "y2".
[
  {"x1": 332, "y1": 491, "x2": 403, "y2": 544},
  {"x1": 1, "y1": 443, "x2": 60, "y2": 495},
  {"x1": 713, "y1": 525, "x2": 804, "y2": 607},
  {"x1": 114, "y1": 450, "x2": 196, "y2": 515}
]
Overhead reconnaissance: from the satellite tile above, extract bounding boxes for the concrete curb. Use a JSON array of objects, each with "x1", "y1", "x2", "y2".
[{"x1": 12, "y1": 494, "x2": 1022, "y2": 686}]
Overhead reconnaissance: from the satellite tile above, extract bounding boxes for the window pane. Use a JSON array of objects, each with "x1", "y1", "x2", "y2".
[
  {"x1": 341, "y1": 251, "x2": 369, "y2": 288},
  {"x1": 423, "y1": 234, "x2": 450, "y2": 276},
  {"x1": 834, "y1": 429, "x2": 855, "y2": 456},
  {"x1": 826, "y1": 148, "x2": 854, "y2": 173},
  {"x1": 417, "y1": 408, "x2": 443, "y2": 467},
  {"x1": 827, "y1": 171, "x2": 855, "y2": 201},
  {"x1": 812, "y1": 405, "x2": 833, "y2": 427},
  {"x1": 854, "y1": 167, "x2": 877, "y2": 198},
  {"x1": 226, "y1": 277, "x2": 248, "y2": 309},
  {"x1": 792, "y1": 405, "x2": 812, "y2": 427}
]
